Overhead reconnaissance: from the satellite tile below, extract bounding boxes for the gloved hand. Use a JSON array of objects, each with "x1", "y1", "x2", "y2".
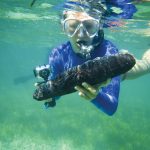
[
  {"x1": 34, "y1": 82, "x2": 56, "y2": 108},
  {"x1": 33, "y1": 82, "x2": 49, "y2": 101},
  {"x1": 74, "y1": 79, "x2": 110, "y2": 101}
]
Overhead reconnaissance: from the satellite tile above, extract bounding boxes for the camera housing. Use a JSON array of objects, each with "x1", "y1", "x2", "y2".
[
  {"x1": 33, "y1": 64, "x2": 56, "y2": 108},
  {"x1": 33, "y1": 64, "x2": 50, "y2": 81}
]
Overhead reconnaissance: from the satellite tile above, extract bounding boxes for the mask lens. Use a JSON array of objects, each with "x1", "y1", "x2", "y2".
[
  {"x1": 64, "y1": 19, "x2": 80, "y2": 37},
  {"x1": 83, "y1": 20, "x2": 99, "y2": 36},
  {"x1": 64, "y1": 19, "x2": 99, "y2": 37}
]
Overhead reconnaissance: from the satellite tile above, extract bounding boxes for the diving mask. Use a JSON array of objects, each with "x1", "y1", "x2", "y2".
[{"x1": 63, "y1": 18, "x2": 100, "y2": 38}]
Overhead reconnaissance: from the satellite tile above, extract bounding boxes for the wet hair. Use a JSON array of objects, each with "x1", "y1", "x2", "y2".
[
  {"x1": 62, "y1": 0, "x2": 108, "y2": 20},
  {"x1": 62, "y1": 0, "x2": 137, "y2": 28}
]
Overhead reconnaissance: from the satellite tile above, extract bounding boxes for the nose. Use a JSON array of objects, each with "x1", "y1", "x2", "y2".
[{"x1": 76, "y1": 26, "x2": 87, "y2": 38}]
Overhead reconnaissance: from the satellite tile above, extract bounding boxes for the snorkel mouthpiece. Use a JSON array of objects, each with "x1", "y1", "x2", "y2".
[
  {"x1": 80, "y1": 44, "x2": 94, "y2": 59},
  {"x1": 76, "y1": 40, "x2": 94, "y2": 59},
  {"x1": 76, "y1": 30, "x2": 104, "y2": 59}
]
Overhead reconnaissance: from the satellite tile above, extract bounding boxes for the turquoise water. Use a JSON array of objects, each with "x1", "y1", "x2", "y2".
[{"x1": 0, "y1": 1, "x2": 150, "y2": 150}]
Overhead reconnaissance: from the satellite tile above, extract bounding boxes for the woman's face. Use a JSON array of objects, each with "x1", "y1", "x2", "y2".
[{"x1": 63, "y1": 11, "x2": 99, "y2": 53}]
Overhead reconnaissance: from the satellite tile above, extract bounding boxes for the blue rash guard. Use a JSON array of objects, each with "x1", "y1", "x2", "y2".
[{"x1": 48, "y1": 39, "x2": 120, "y2": 115}]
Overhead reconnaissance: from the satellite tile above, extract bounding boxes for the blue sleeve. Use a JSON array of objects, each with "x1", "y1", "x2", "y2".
[
  {"x1": 91, "y1": 41, "x2": 121, "y2": 116},
  {"x1": 48, "y1": 47, "x2": 65, "y2": 101},
  {"x1": 48, "y1": 42, "x2": 71, "y2": 101},
  {"x1": 48, "y1": 48, "x2": 63, "y2": 80},
  {"x1": 91, "y1": 76, "x2": 120, "y2": 116},
  {"x1": 48, "y1": 42, "x2": 71, "y2": 80}
]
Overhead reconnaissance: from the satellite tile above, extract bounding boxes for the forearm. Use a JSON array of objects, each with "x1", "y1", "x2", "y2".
[
  {"x1": 91, "y1": 91, "x2": 118, "y2": 116},
  {"x1": 122, "y1": 60, "x2": 150, "y2": 80},
  {"x1": 122, "y1": 49, "x2": 150, "y2": 80}
]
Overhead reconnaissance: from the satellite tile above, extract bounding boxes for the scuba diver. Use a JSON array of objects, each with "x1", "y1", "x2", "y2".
[{"x1": 33, "y1": 0, "x2": 150, "y2": 115}]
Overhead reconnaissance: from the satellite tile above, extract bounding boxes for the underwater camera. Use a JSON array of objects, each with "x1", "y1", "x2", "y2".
[
  {"x1": 33, "y1": 64, "x2": 50, "y2": 81},
  {"x1": 33, "y1": 64, "x2": 56, "y2": 108}
]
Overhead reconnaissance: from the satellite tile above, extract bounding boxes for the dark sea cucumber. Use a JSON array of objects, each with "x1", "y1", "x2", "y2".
[{"x1": 33, "y1": 53, "x2": 135, "y2": 100}]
